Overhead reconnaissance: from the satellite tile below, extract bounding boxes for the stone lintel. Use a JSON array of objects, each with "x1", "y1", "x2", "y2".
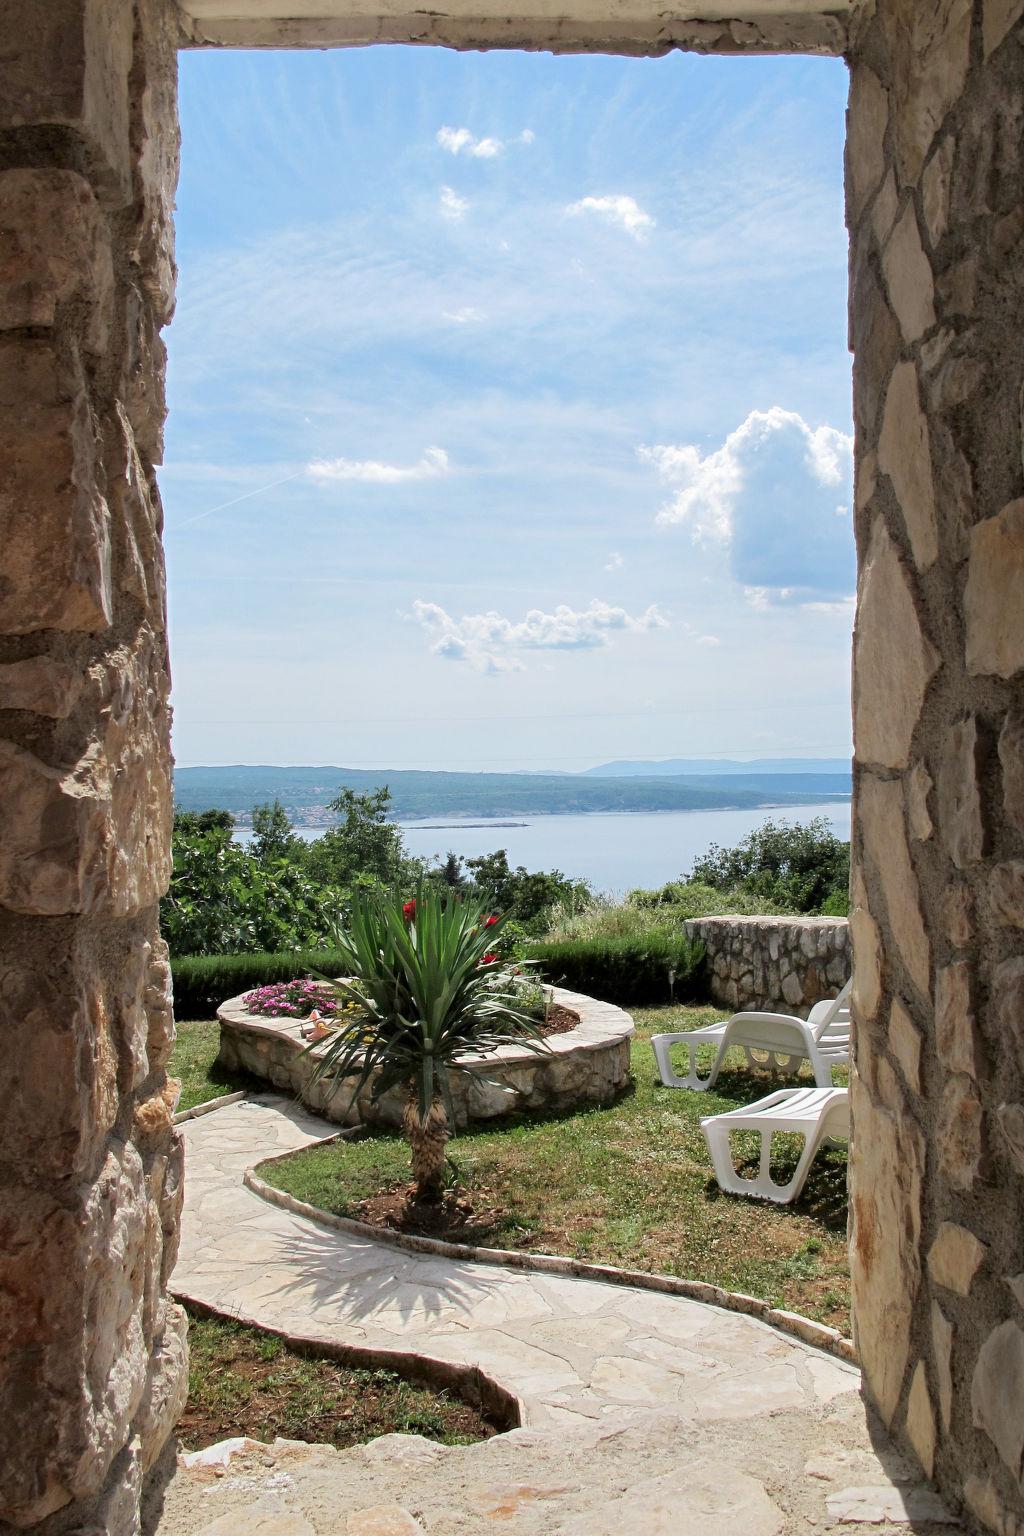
[{"x1": 178, "y1": 5, "x2": 849, "y2": 54}]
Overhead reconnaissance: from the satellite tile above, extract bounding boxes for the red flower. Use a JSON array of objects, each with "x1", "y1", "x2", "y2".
[
  {"x1": 481, "y1": 952, "x2": 499, "y2": 965},
  {"x1": 403, "y1": 899, "x2": 417, "y2": 921},
  {"x1": 484, "y1": 914, "x2": 499, "y2": 928}
]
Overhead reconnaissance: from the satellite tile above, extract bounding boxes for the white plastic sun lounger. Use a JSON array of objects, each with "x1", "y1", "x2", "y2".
[
  {"x1": 701, "y1": 1085, "x2": 849, "y2": 1204},
  {"x1": 651, "y1": 977, "x2": 851, "y2": 1092}
]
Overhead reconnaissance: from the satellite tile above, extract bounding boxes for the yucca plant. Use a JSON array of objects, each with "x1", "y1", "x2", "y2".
[{"x1": 307, "y1": 884, "x2": 546, "y2": 1199}]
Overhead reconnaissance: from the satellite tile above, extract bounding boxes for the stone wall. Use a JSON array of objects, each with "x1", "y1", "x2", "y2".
[
  {"x1": 845, "y1": 4, "x2": 1024, "y2": 1530},
  {"x1": 0, "y1": 3, "x2": 186, "y2": 1532},
  {"x1": 683, "y1": 916, "x2": 850, "y2": 1016}
]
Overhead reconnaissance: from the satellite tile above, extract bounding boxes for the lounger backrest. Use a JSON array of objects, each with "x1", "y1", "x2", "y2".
[{"x1": 812, "y1": 976, "x2": 853, "y2": 1043}]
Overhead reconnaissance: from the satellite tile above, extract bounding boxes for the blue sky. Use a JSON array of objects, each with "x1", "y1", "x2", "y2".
[{"x1": 164, "y1": 46, "x2": 854, "y2": 771}]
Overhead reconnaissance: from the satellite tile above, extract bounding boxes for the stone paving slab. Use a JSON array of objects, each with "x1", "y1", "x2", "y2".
[{"x1": 155, "y1": 1096, "x2": 956, "y2": 1536}]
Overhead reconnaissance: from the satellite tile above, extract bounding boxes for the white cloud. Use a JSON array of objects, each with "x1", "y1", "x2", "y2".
[
  {"x1": 436, "y1": 126, "x2": 534, "y2": 158},
  {"x1": 442, "y1": 306, "x2": 485, "y2": 324},
  {"x1": 639, "y1": 407, "x2": 855, "y2": 603},
  {"x1": 307, "y1": 447, "x2": 450, "y2": 484},
  {"x1": 696, "y1": 634, "x2": 721, "y2": 647},
  {"x1": 605, "y1": 551, "x2": 624, "y2": 571},
  {"x1": 439, "y1": 186, "x2": 469, "y2": 221},
  {"x1": 567, "y1": 194, "x2": 655, "y2": 240},
  {"x1": 410, "y1": 597, "x2": 668, "y2": 673}
]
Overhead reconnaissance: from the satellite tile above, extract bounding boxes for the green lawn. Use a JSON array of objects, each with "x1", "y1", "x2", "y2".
[
  {"x1": 180, "y1": 1307, "x2": 497, "y2": 1450},
  {"x1": 257, "y1": 1005, "x2": 851, "y2": 1332},
  {"x1": 171, "y1": 1019, "x2": 260, "y2": 1114}
]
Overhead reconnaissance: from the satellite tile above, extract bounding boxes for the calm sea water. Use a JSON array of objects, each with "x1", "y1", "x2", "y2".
[{"x1": 244, "y1": 801, "x2": 852, "y2": 898}]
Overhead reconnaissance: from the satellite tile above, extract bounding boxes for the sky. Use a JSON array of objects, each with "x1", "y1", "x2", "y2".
[{"x1": 163, "y1": 45, "x2": 854, "y2": 772}]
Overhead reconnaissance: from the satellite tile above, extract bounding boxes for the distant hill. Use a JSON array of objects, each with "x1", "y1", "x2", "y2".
[
  {"x1": 173, "y1": 763, "x2": 851, "y2": 827},
  {"x1": 583, "y1": 756, "x2": 852, "y2": 777}
]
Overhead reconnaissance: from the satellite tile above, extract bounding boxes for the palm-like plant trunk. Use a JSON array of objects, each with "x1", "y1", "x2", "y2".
[{"x1": 403, "y1": 1091, "x2": 450, "y2": 1200}]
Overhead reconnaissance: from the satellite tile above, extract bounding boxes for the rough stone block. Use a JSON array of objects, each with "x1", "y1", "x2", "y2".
[
  {"x1": 936, "y1": 716, "x2": 985, "y2": 868},
  {"x1": 132, "y1": 1300, "x2": 188, "y2": 1474},
  {"x1": 971, "y1": 1320, "x2": 1024, "y2": 1479},
  {"x1": 882, "y1": 205, "x2": 937, "y2": 344},
  {"x1": 906, "y1": 762, "x2": 934, "y2": 841},
  {"x1": 0, "y1": 0, "x2": 134, "y2": 201},
  {"x1": 0, "y1": 337, "x2": 112, "y2": 635},
  {"x1": 993, "y1": 958, "x2": 1024, "y2": 1059},
  {"x1": 931, "y1": 1303, "x2": 954, "y2": 1432},
  {"x1": 854, "y1": 520, "x2": 940, "y2": 770},
  {"x1": 878, "y1": 362, "x2": 938, "y2": 569},
  {"x1": 0, "y1": 631, "x2": 171, "y2": 916},
  {"x1": 998, "y1": 704, "x2": 1024, "y2": 834},
  {"x1": 859, "y1": 773, "x2": 932, "y2": 999},
  {"x1": 0, "y1": 655, "x2": 84, "y2": 718},
  {"x1": 889, "y1": 999, "x2": 922, "y2": 1095},
  {"x1": 131, "y1": 0, "x2": 181, "y2": 325},
  {"x1": 935, "y1": 961, "x2": 979, "y2": 1079},
  {"x1": 983, "y1": 0, "x2": 1024, "y2": 55},
  {"x1": 0, "y1": 922, "x2": 152, "y2": 1179},
  {"x1": 936, "y1": 1074, "x2": 985, "y2": 1191},
  {"x1": 846, "y1": 66, "x2": 889, "y2": 223},
  {"x1": 966, "y1": 500, "x2": 1024, "y2": 678},
  {"x1": 990, "y1": 862, "x2": 1024, "y2": 929},
  {"x1": 0, "y1": 1145, "x2": 148, "y2": 1526},
  {"x1": 942, "y1": 882, "x2": 974, "y2": 948},
  {"x1": 921, "y1": 137, "x2": 955, "y2": 246},
  {"x1": 0, "y1": 168, "x2": 113, "y2": 347},
  {"x1": 905, "y1": 1361, "x2": 936, "y2": 1478},
  {"x1": 928, "y1": 1221, "x2": 987, "y2": 1296},
  {"x1": 887, "y1": 0, "x2": 972, "y2": 186},
  {"x1": 849, "y1": 1067, "x2": 924, "y2": 1426}
]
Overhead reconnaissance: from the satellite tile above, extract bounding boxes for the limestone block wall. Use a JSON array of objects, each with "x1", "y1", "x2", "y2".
[
  {"x1": 682, "y1": 915, "x2": 850, "y2": 1016},
  {"x1": 845, "y1": 4, "x2": 1024, "y2": 1529},
  {"x1": 0, "y1": 3, "x2": 186, "y2": 1532}
]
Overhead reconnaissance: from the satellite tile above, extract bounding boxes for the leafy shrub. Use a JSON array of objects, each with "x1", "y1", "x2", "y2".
[
  {"x1": 686, "y1": 817, "x2": 850, "y2": 915},
  {"x1": 161, "y1": 830, "x2": 344, "y2": 958},
  {"x1": 170, "y1": 949, "x2": 351, "y2": 1019},
  {"x1": 625, "y1": 879, "x2": 795, "y2": 918},
  {"x1": 529, "y1": 932, "x2": 706, "y2": 1007},
  {"x1": 818, "y1": 888, "x2": 851, "y2": 917}
]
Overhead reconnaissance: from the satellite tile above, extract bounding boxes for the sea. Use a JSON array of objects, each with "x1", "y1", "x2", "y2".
[{"x1": 239, "y1": 801, "x2": 852, "y2": 898}]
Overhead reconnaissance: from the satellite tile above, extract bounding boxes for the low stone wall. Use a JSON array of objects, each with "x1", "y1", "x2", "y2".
[
  {"x1": 683, "y1": 916, "x2": 851, "y2": 1017},
  {"x1": 217, "y1": 986, "x2": 633, "y2": 1128}
]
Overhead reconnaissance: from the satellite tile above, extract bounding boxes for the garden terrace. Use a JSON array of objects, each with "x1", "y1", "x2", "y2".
[
  {"x1": 1, "y1": 2, "x2": 1022, "y2": 1533},
  {"x1": 216, "y1": 986, "x2": 634, "y2": 1128}
]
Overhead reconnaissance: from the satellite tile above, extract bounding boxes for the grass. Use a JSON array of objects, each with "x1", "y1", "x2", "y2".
[
  {"x1": 171, "y1": 1020, "x2": 261, "y2": 1114},
  {"x1": 259, "y1": 1005, "x2": 851, "y2": 1333},
  {"x1": 180, "y1": 1307, "x2": 497, "y2": 1450}
]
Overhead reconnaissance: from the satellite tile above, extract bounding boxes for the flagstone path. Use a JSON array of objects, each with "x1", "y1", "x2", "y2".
[{"x1": 155, "y1": 1095, "x2": 956, "y2": 1536}]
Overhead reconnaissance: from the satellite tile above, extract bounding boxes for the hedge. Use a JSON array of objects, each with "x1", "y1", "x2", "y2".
[
  {"x1": 528, "y1": 934, "x2": 706, "y2": 1008},
  {"x1": 171, "y1": 949, "x2": 349, "y2": 1019}
]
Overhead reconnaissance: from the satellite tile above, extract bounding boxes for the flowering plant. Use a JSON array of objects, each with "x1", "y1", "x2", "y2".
[{"x1": 243, "y1": 978, "x2": 357, "y2": 1020}]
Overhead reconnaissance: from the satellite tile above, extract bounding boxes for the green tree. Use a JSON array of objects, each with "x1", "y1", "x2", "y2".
[
  {"x1": 173, "y1": 807, "x2": 235, "y2": 838},
  {"x1": 305, "y1": 787, "x2": 415, "y2": 891},
  {"x1": 250, "y1": 799, "x2": 301, "y2": 864},
  {"x1": 464, "y1": 849, "x2": 591, "y2": 932}
]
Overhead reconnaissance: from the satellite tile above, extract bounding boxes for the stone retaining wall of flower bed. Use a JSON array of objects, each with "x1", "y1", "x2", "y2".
[
  {"x1": 216, "y1": 986, "x2": 633, "y2": 1128},
  {"x1": 683, "y1": 916, "x2": 851, "y2": 1018}
]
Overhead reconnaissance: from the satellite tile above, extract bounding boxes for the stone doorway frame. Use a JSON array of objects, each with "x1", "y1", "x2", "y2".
[{"x1": 1, "y1": 3, "x2": 1022, "y2": 1532}]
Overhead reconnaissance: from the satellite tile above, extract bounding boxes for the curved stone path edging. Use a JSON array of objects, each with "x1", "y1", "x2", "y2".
[
  {"x1": 243, "y1": 1149, "x2": 855, "y2": 1364},
  {"x1": 159, "y1": 1092, "x2": 957, "y2": 1536},
  {"x1": 173, "y1": 1089, "x2": 247, "y2": 1124}
]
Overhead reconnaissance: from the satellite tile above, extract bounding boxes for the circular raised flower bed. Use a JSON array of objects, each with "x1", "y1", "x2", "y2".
[{"x1": 216, "y1": 985, "x2": 634, "y2": 1128}]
